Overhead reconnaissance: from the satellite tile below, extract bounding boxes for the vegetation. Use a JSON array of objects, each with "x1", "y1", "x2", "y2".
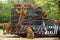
[
  {"x1": 0, "y1": 23, "x2": 3, "y2": 28},
  {"x1": 35, "y1": 0, "x2": 60, "y2": 20},
  {"x1": 0, "y1": 0, "x2": 60, "y2": 23}
]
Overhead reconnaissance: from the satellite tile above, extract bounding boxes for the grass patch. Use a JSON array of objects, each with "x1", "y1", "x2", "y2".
[{"x1": 0, "y1": 29, "x2": 3, "y2": 36}]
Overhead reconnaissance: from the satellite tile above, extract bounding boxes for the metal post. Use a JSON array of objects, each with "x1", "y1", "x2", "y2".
[{"x1": 41, "y1": 19, "x2": 46, "y2": 35}]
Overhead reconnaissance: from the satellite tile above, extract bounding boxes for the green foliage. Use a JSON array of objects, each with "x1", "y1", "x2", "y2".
[
  {"x1": 35, "y1": 0, "x2": 60, "y2": 20},
  {"x1": 0, "y1": 23, "x2": 3, "y2": 28},
  {"x1": 0, "y1": 0, "x2": 60, "y2": 23},
  {"x1": 0, "y1": 2, "x2": 13, "y2": 23}
]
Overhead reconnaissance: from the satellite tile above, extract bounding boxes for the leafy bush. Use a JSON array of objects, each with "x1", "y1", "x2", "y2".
[{"x1": 0, "y1": 0, "x2": 60, "y2": 23}]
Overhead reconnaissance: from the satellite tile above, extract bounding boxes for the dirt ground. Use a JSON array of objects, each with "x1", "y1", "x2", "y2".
[
  {"x1": 0, "y1": 37, "x2": 60, "y2": 40},
  {"x1": 0, "y1": 29, "x2": 60, "y2": 40}
]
